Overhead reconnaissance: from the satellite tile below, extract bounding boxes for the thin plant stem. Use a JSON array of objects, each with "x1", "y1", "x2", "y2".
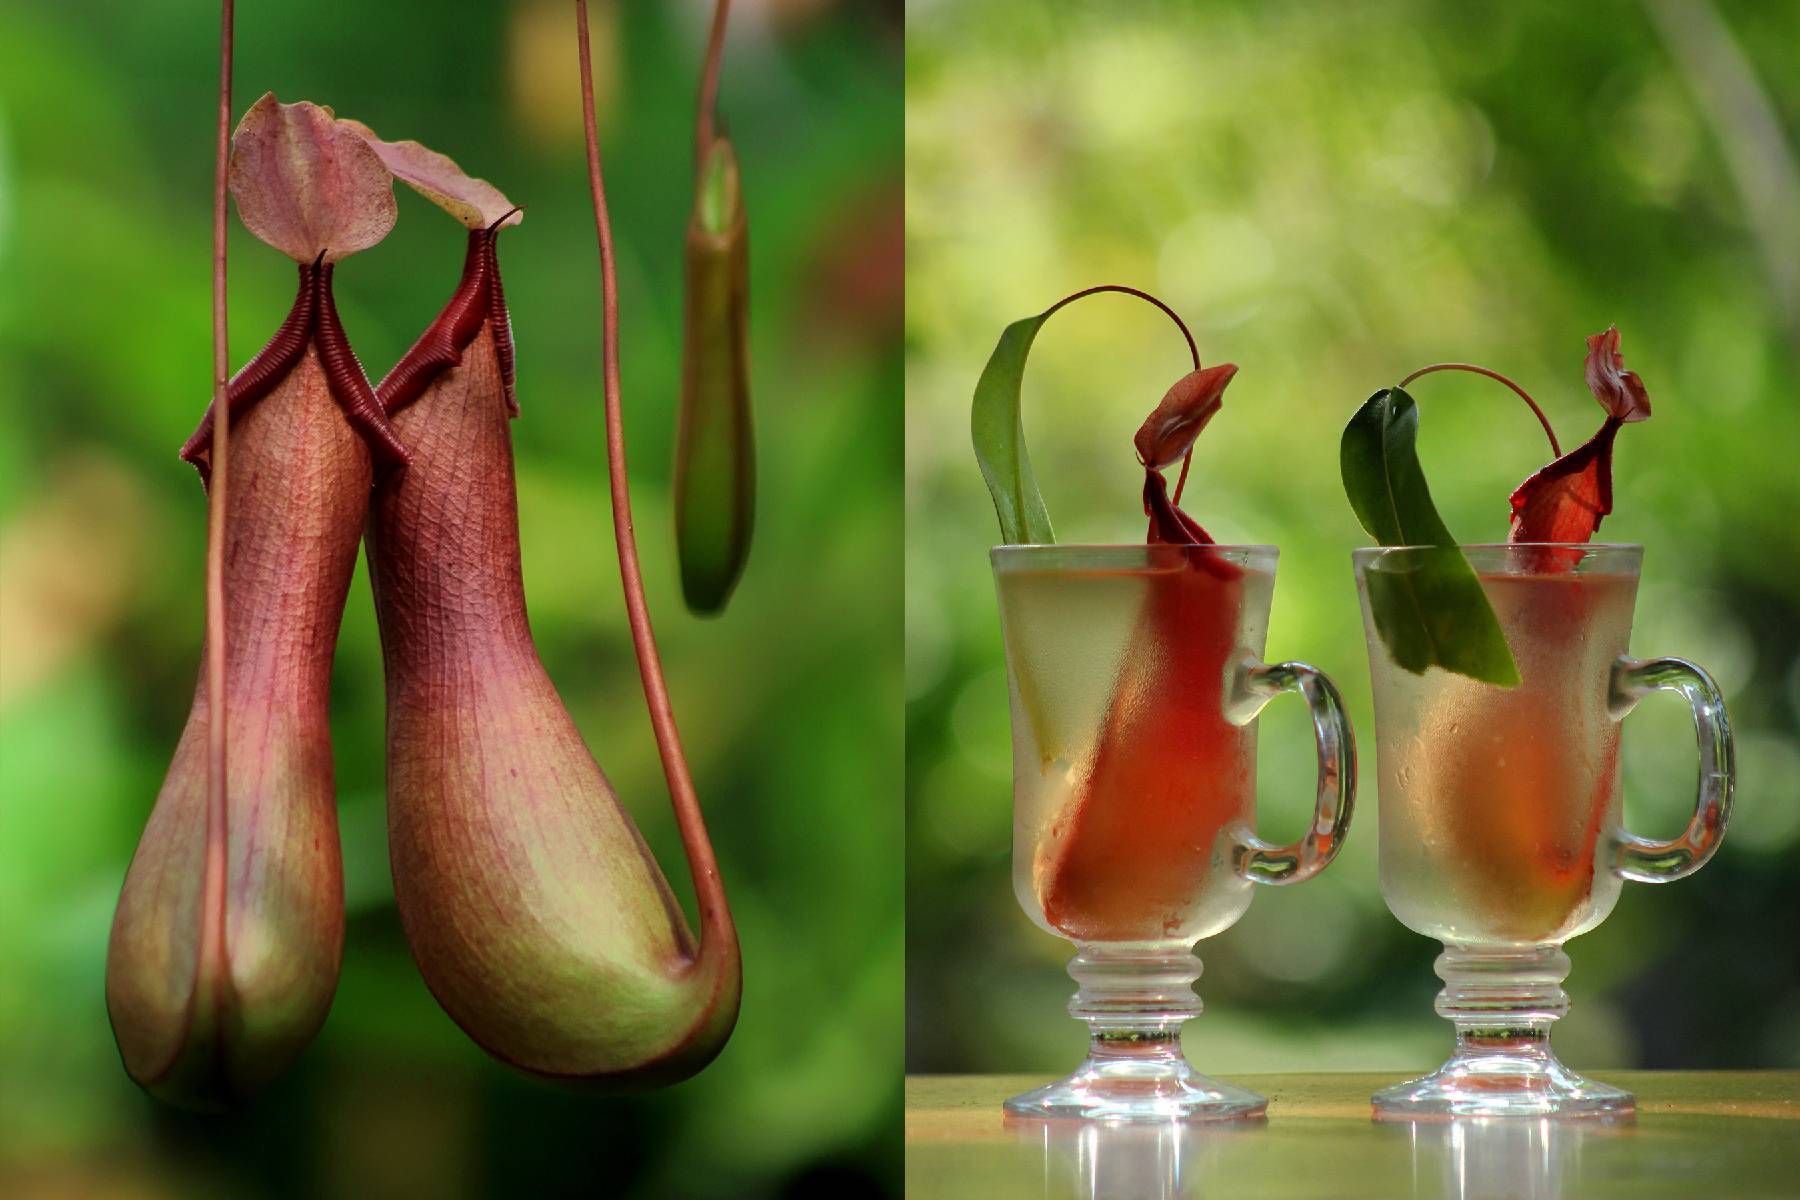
[
  {"x1": 1397, "y1": 362, "x2": 1561, "y2": 456},
  {"x1": 200, "y1": 0, "x2": 235, "y2": 1013},
  {"x1": 575, "y1": 0, "x2": 736, "y2": 971},
  {"x1": 1039, "y1": 284, "x2": 1203, "y2": 504},
  {"x1": 695, "y1": 0, "x2": 731, "y2": 166}
]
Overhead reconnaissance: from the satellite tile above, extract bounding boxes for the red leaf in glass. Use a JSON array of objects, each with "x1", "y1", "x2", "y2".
[
  {"x1": 1134, "y1": 364, "x2": 1236, "y2": 471},
  {"x1": 1038, "y1": 558, "x2": 1251, "y2": 941},
  {"x1": 1508, "y1": 327, "x2": 1650, "y2": 556},
  {"x1": 1582, "y1": 326, "x2": 1650, "y2": 424},
  {"x1": 1035, "y1": 362, "x2": 1247, "y2": 938}
]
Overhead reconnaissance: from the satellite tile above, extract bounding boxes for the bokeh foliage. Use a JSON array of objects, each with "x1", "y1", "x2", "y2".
[
  {"x1": 907, "y1": 0, "x2": 1799, "y2": 1078},
  {"x1": 0, "y1": 1, "x2": 901, "y2": 1196}
]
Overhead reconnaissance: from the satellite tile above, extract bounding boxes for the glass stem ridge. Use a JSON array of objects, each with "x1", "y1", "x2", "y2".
[
  {"x1": 1434, "y1": 944, "x2": 1570, "y2": 1048},
  {"x1": 1068, "y1": 947, "x2": 1203, "y2": 1043}
]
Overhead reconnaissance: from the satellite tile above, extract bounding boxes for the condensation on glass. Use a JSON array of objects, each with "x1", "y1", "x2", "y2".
[
  {"x1": 994, "y1": 543, "x2": 1355, "y2": 1122},
  {"x1": 1356, "y1": 543, "x2": 1734, "y2": 1120}
]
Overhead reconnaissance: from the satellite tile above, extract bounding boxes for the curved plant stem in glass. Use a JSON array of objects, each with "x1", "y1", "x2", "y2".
[
  {"x1": 1396, "y1": 362, "x2": 1561, "y2": 455},
  {"x1": 1042, "y1": 285, "x2": 1203, "y2": 503}
]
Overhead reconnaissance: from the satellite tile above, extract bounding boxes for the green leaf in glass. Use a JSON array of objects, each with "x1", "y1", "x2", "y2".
[
  {"x1": 1341, "y1": 387, "x2": 1520, "y2": 686},
  {"x1": 972, "y1": 313, "x2": 1057, "y2": 545}
]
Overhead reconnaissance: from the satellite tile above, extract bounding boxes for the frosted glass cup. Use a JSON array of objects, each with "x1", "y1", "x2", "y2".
[
  {"x1": 1354, "y1": 544, "x2": 1734, "y2": 1119},
  {"x1": 994, "y1": 544, "x2": 1356, "y2": 1122}
]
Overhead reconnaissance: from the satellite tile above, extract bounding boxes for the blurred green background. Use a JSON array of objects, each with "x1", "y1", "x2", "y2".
[
  {"x1": 907, "y1": 0, "x2": 1799, "y2": 1080},
  {"x1": 0, "y1": 1, "x2": 900, "y2": 1196}
]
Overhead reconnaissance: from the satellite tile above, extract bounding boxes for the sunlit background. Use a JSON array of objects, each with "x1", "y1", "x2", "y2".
[
  {"x1": 0, "y1": 1, "x2": 901, "y2": 1196},
  {"x1": 907, "y1": 0, "x2": 1799, "y2": 1080}
]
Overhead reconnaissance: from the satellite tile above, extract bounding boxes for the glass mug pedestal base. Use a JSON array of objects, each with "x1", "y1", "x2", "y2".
[
  {"x1": 1371, "y1": 1045, "x2": 1634, "y2": 1120},
  {"x1": 1004, "y1": 1037, "x2": 1268, "y2": 1122},
  {"x1": 1004, "y1": 950, "x2": 1268, "y2": 1123},
  {"x1": 1372, "y1": 945, "x2": 1635, "y2": 1121}
]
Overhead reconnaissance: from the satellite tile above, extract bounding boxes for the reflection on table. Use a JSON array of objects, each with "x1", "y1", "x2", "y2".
[
  {"x1": 905, "y1": 1074, "x2": 1800, "y2": 1200},
  {"x1": 1009, "y1": 1115, "x2": 1248, "y2": 1200},
  {"x1": 1011, "y1": 1113, "x2": 1626, "y2": 1200},
  {"x1": 1396, "y1": 1115, "x2": 1630, "y2": 1200}
]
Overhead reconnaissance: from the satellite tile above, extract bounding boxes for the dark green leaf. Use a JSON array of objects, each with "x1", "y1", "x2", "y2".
[
  {"x1": 971, "y1": 313, "x2": 1056, "y2": 544},
  {"x1": 1341, "y1": 387, "x2": 1519, "y2": 686}
]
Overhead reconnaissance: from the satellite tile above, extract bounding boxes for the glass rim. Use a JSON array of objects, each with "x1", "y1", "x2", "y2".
[
  {"x1": 1353, "y1": 543, "x2": 1643, "y2": 572},
  {"x1": 991, "y1": 541, "x2": 1278, "y2": 562},
  {"x1": 1353, "y1": 542, "x2": 1641, "y2": 552},
  {"x1": 991, "y1": 542, "x2": 1278, "y2": 574}
]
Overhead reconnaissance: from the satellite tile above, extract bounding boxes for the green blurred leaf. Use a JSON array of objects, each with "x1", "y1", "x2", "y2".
[
  {"x1": 1341, "y1": 386, "x2": 1519, "y2": 686},
  {"x1": 696, "y1": 138, "x2": 740, "y2": 237},
  {"x1": 675, "y1": 139, "x2": 754, "y2": 617}
]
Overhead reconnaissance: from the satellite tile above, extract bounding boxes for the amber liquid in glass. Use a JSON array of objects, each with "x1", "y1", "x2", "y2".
[{"x1": 1372, "y1": 568, "x2": 1637, "y2": 946}]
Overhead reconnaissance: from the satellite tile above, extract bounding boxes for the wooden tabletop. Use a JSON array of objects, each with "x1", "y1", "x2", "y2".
[{"x1": 906, "y1": 1072, "x2": 1800, "y2": 1199}]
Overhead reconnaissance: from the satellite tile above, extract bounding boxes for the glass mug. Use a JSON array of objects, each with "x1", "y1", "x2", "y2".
[
  {"x1": 993, "y1": 544, "x2": 1355, "y2": 1121},
  {"x1": 1354, "y1": 544, "x2": 1734, "y2": 1118}
]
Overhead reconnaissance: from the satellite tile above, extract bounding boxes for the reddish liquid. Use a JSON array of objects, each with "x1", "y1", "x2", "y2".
[
  {"x1": 1036, "y1": 563, "x2": 1252, "y2": 942},
  {"x1": 1375, "y1": 567, "x2": 1634, "y2": 945}
]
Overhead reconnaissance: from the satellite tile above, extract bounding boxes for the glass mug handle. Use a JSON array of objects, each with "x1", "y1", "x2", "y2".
[
  {"x1": 1610, "y1": 656, "x2": 1735, "y2": 883},
  {"x1": 1227, "y1": 660, "x2": 1357, "y2": 885}
]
